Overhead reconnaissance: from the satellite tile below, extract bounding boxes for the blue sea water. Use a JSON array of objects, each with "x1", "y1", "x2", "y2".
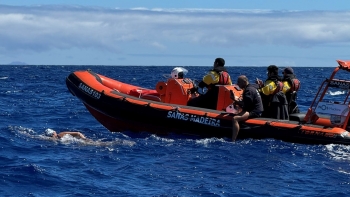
[{"x1": 1, "y1": 65, "x2": 350, "y2": 196}]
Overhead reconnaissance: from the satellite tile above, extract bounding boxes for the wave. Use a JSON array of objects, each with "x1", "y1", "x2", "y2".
[
  {"x1": 325, "y1": 144, "x2": 350, "y2": 161},
  {"x1": 328, "y1": 91, "x2": 346, "y2": 96}
]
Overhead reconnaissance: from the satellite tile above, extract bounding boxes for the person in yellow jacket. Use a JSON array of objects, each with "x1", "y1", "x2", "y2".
[
  {"x1": 281, "y1": 67, "x2": 301, "y2": 114},
  {"x1": 257, "y1": 65, "x2": 282, "y2": 95},
  {"x1": 257, "y1": 65, "x2": 288, "y2": 119},
  {"x1": 187, "y1": 57, "x2": 232, "y2": 110}
]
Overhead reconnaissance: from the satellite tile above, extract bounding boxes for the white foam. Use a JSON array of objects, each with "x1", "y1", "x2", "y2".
[
  {"x1": 147, "y1": 134, "x2": 175, "y2": 143},
  {"x1": 328, "y1": 91, "x2": 345, "y2": 96},
  {"x1": 195, "y1": 138, "x2": 227, "y2": 147},
  {"x1": 325, "y1": 144, "x2": 350, "y2": 161}
]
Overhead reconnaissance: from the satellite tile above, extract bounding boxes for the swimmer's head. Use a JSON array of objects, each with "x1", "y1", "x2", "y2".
[{"x1": 44, "y1": 128, "x2": 56, "y2": 137}]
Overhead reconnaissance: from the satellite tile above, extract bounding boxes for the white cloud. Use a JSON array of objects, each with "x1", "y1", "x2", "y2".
[
  {"x1": 1, "y1": 6, "x2": 350, "y2": 50},
  {"x1": 150, "y1": 42, "x2": 166, "y2": 49},
  {"x1": 0, "y1": 5, "x2": 349, "y2": 65}
]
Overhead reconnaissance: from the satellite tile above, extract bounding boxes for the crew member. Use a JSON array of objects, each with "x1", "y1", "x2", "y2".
[
  {"x1": 232, "y1": 75, "x2": 263, "y2": 141},
  {"x1": 281, "y1": 67, "x2": 301, "y2": 114},
  {"x1": 257, "y1": 65, "x2": 288, "y2": 119},
  {"x1": 187, "y1": 57, "x2": 232, "y2": 110}
]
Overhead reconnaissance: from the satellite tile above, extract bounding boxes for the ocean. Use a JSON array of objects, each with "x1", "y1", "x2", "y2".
[{"x1": 1, "y1": 65, "x2": 350, "y2": 196}]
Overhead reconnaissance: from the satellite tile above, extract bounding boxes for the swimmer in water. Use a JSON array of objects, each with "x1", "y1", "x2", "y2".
[
  {"x1": 43, "y1": 128, "x2": 136, "y2": 146},
  {"x1": 44, "y1": 128, "x2": 87, "y2": 140}
]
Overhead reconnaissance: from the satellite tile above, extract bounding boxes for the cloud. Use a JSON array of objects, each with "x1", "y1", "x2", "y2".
[{"x1": 0, "y1": 5, "x2": 350, "y2": 55}]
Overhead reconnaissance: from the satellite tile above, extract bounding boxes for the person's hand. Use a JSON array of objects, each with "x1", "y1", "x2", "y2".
[
  {"x1": 256, "y1": 78, "x2": 263, "y2": 88},
  {"x1": 79, "y1": 133, "x2": 86, "y2": 139},
  {"x1": 189, "y1": 87, "x2": 198, "y2": 94},
  {"x1": 190, "y1": 93, "x2": 198, "y2": 99}
]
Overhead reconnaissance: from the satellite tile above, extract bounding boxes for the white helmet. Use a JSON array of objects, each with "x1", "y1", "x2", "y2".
[{"x1": 171, "y1": 67, "x2": 188, "y2": 79}]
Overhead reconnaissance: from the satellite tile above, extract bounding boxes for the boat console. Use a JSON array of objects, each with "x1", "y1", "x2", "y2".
[
  {"x1": 304, "y1": 60, "x2": 350, "y2": 129},
  {"x1": 156, "y1": 78, "x2": 243, "y2": 111},
  {"x1": 156, "y1": 78, "x2": 194, "y2": 105}
]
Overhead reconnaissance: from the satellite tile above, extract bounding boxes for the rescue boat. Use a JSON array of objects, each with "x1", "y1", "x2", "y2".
[{"x1": 65, "y1": 60, "x2": 350, "y2": 145}]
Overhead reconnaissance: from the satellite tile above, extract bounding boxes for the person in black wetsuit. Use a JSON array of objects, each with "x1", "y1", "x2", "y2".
[{"x1": 231, "y1": 75, "x2": 263, "y2": 141}]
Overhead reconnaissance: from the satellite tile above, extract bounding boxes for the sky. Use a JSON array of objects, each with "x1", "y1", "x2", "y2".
[{"x1": 0, "y1": 0, "x2": 350, "y2": 66}]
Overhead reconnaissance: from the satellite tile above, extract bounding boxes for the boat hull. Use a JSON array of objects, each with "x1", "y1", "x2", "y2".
[{"x1": 66, "y1": 70, "x2": 350, "y2": 145}]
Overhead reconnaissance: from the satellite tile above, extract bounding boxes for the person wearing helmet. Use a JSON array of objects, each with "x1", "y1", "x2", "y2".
[
  {"x1": 170, "y1": 67, "x2": 188, "y2": 79},
  {"x1": 187, "y1": 57, "x2": 232, "y2": 110}
]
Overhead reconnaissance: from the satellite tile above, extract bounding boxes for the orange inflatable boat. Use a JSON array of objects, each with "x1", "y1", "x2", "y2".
[{"x1": 66, "y1": 60, "x2": 350, "y2": 145}]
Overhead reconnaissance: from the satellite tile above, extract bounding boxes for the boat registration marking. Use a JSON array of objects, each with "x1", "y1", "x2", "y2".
[
  {"x1": 167, "y1": 111, "x2": 220, "y2": 127},
  {"x1": 79, "y1": 83, "x2": 101, "y2": 99},
  {"x1": 329, "y1": 81, "x2": 350, "y2": 89},
  {"x1": 299, "y1": 129, "x2": 335, "y2": 138}
]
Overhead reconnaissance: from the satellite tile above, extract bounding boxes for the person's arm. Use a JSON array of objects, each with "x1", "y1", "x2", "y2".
[
  {"x1": 230, "y1": 90, "x2": 244, "y2": 106},
  {"x1": 58, "y1": 132, "x2": 86, "y2": 139},
  {"x1": 256, "y1": 78, "x2": 263, "y2": 88}
]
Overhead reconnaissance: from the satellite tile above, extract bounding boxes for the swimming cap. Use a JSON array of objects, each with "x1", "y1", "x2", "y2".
[{"x1": 45, "y1": 128, "x2": 56, "y2": 137}]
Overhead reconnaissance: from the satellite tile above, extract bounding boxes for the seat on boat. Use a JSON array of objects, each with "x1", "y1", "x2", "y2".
[
  {"x1": 216, "y1": 85, "x2": 243, "y2": 111},
  {"x1": 129, "y1": 89, "x2": 161, "y2": 102},
  {"x1": 289, "y1": 113, "x2": 306, "y2": 122},
  {"x1": 155, "y1": 78, "x2": 194, "y2": 105}
]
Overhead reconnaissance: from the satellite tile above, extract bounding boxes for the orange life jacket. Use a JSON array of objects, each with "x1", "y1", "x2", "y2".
[
  {"x1": 218, "y1": 71, "x2": 231, "y2": 85},
  {"x1": 289, "y1": 78, "x2": 300, "y2": 92},
  {"x1": 272, "y1": 80, "x2": 284, "y2": 95}
]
